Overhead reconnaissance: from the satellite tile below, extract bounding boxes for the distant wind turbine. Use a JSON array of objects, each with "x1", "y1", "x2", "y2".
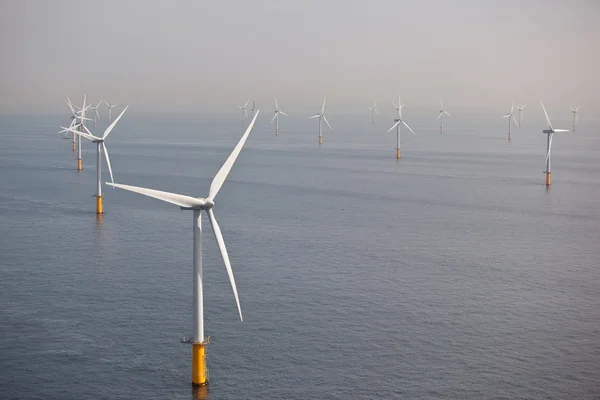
[
  {"x1": 367, "y1": 101, "x2": 379, "y2": 124},
  {"x1": 570, "y1": 105, "x2": 580, "y2": 132},
  {"x1": 65, "y1": 97, "x2": 79, "y2": 151},
  {"x1": 309, "y1": 96, "x2": 331, "y2": 145},
  {"x1": 75, "y1": 95, "x2": 92, "y2": 171},
  {"x1": 271, "y1": 97, "x2": 288, "y2": 136},
  {"x1": 388, "y1": 95, "x2": 416, "y2": 159},
  {"x1": 502, "y1": 100, "x2": 519, "y2": 142},
  {"x1": 237, "y1": 100, "x2": 249, "y2": 128},
  {"x1": 106, "y1": 111, "x2": 259, "y2": 387},
  {"x1": 250, "y1": 100, "x2": 256, "y2": 119},
  {"x1": 540, "y1": 101, "x2": 569, "y2": 187},
  {"x1": 61, "y1": 106, "x2": 129, "y2": 214},
  {"x1": 104, "y1": 101, "x2": 119, "y2": 123},
  {"x1": 516, "y1": 103, "x2": 526, "y2": 126},
  {"x1": 438, "y1": 99, "x2": 452, "y2": 134},
  {"x1": 89, "y1": 101, "x2": 102, "y2": 128}
]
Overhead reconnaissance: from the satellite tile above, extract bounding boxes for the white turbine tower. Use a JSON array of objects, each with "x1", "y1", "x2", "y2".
[
  {"x1": 502, "y1": 100, "x2": 519, "y2": 142},
  {"x1": 367, "y1": 101, "x2": 379, "y2": 124},
  {"x1": 89, "y1": 101, "x2": 103, "y2": 128},
  {"x1": 516, "y1": 103, "x2": 527, "y2": 126},
  {"x1": 73, "y1": 95, "x2": 92, "y2": 171},
  {"x1": 438, "y1": 99, "x2": 452, "y2": 134},
  {"x1": 237, "y1": 100, "x2": 249, "y2": 128},
  {"x1": 540, "y1": 101, "x2": 569, "y2": 187},
  {"x1": 309, "y1": 96, "x2": 331, "y2": 145},
  {"x1": 570, "y1": 105, "x2": 580, "y2": 132},
  {"x1": 61, "y1": 106, "x2": 129, "y2": 214},
  {"x1": 106, "y1": 111, "x2": 259, "y2": 386},
  {"x1": 104, "y1": 101, "x2": 119, "y2": 123},
  {"x1": 271, "y1": 97, "x2": 288, "y2": 136},
  {"x1": 388, "y1": 95, "x2": 415, "y2": 159}
]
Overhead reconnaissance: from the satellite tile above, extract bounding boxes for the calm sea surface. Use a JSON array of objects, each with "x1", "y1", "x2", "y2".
[{"x1": 1, "y1": 109, "x2": 599, "y2": 399}]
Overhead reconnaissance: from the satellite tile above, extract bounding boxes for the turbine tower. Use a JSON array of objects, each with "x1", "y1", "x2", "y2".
[
  {"x1": 388, "y1": 96, "x2": 415, "y2": 159},
  {"x1": 540, "y1": 101, "x2": 569, "y2": 187},
  {"x1": 438, "y1": 99, "x2": 452, "y2": 134},
  {"x1": 73, "y1": 95, "x2": 92, "y2": 171},
  {"x1": 516, "y1": 103, "x2": 526, "y2": 126},
  {"x1": 89, "y1": 101, "x2": 102, "y2": 127},
  {"x1": 502, "y1": 100, "x2": 519, "y2": 142},
  {"x1": 570, "y1": 105, "x2": 580, "y2": 132},
  {"x1": 62, "y1": 106, "x2": 129, "y2": 213},
  {"x1": 104, "y1": 101, "x2": 119, "y2": 123},
  {"x1": 271, "y1": 97, "x2": 288, "y2": 136},
  {"x1": 237, "y1": 100, "x2": 249, "y2": 128},
  {"x1": 367, "y1": 101, "x2": 379, "y2": 124},
  {"x1": 250, "y1": 100, "x2": 256, "y2": 118},
  {"x1": 309, "y1": 96, "x2": 331, "y2": 145},
  {"x1": 106, "y1": 111, "x2": 259, "y2": 386}
]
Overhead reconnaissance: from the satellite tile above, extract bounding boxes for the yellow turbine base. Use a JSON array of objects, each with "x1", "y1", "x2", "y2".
[
  {"x1": 546, "y1": 172, "x2": 551, "y2": 187},
  {"x1": 192, "y1": 343, "x2": 208, "y2": 386},
  {"x1": 77, "y1": 158, "x2": 82, "y2": 171},
  {"x1": 96, "y1": 196, "x2": 103, "y2": 214},
  {"x1": 319, "y1": 136, "x2": 323, "y2": 145},
  {"x1": 508, "y1": 134, "x2": 512, "y2": 142},
  {"x1": 275, "y1": 129, "x2": 278, "y2": 136},
  {"x1": 396, "y1": 149, "x2": 401, "y2": 159}
]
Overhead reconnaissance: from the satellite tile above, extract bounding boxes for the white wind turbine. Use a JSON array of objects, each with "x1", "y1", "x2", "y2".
[
  {"x1": 516, "y1": 103, "x2": 527, "y2": 126},
  {"x1": 89, "y1": 101, "x2": 103, "y2": 127},
  {"x1": 106, "y1": 111, "x2": 259, "y2": 387},
  {"x1": 309, "y1": 96, "x2": 331, "y2": 145},
  {"x1": 271, "y1": 97, "x2": 288, "y2": 135},
  {"x1": 61, "y1": 106, "x2": 129, "y2": 214},
  {"x1": 250, "y1": 100, "x2": 256, "y2": 118},
  {"x1": 65, "y1": 97, "x2": 91, "y2": 151},
  {"x1": 73, "y1": 95, "x2": 93, "y2": 171},
  {"x1": 104, "y1": 101, "x2": 119, "y2": 123},
  {"x1": 502, "y1": 100, "x2": 519, "y2": 142},
  {"x1": 438, "y1": 99, "x2": 452, "y2": 134},
  {"x1": 570, "y1": 105, "x2": 580, "y2": 132},
  {"x1": 388, "y1": 95, "x2": 415, "y2": 159},
  {"x1": 540, "y1": 101, "x2": 569, "y2": 187},
  {"x1": 237, "y1": 100, "x2": 249, "y2": 128},
  {"x1": 367, "y1": 101, "x2": 379, "y2": 124}
]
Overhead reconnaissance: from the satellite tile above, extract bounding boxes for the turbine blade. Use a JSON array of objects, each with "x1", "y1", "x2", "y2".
[
  {"x1": 244, "y1": 100, "x2": 249, "y2": 108},
  {"x1": 437, "y1": 112, "x2": 442, "y2": 120},
  {"x1": 553, "y1": 129, "x2": 569, "y2": 132},
  {"x1": 374, "y1": 108, "x2": 379, "y2": 116},
  {"x1": 444, "y1": 111, "x2": 452, "y2": 117},
  {"x1": 279, "y1": 111, "x2": 288, "y2": 117},
  {"x1": 545, "y1": 134, "x2": 554, "y2": 165},
  {"x1": 271, "y1": 112, "x2": 278, "y2": 123},
  {"x1": 106, "y1": 183, "x2": 205, "y2": 208},
  {"x1": 102, "y1": 142, "x2": 114, "y2": 185},
  {"x1": 208, "y1": 111, "x2": 259, "y2": 201},
  {"x1": 103, "y1": 105, "x2": 129, "y2": 139},
  {"x1": 207, "y1": 208, "x2": 242, "y2": 321},
  {"x1": 323, "y1": 115, "x2": 332, "y2": 130},
  {"x1": 388, "y1": 120, "x2": 401, "y2": 132},
  {"x1": 540, "y1": 100, "x2": 553, "y2": 131},
  {"x1": 402, "y1": 120, "x2": 416, "y2": 135},
  {"x1": 309, "y1": 114, "x2": 321, "y2": 119},
  {"x1": 392, "y1": 102, "x2": 398, "y2": 109},
  {"x1": 321, "y1": 96, "x2": 326, "y2": 114},
  {"x1": 274, "y1": 96, "x2": 279, "y2": 110},
  {"x1": 512, "y1": 115, "x2": 519, "y2": 127},
  {"x1": 61, "y1": 127, "x2": 100, "y2": 141}
]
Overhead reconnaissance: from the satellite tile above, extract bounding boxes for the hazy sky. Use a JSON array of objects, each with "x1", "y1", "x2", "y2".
[{"x1": 1, "y1": 0, "x2": 598, "y2": 114}]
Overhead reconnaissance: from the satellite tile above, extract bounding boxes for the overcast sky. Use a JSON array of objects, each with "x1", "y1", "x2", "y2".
[{"x1": 1, "y1": 0, "x2": 598, "y2": 114}]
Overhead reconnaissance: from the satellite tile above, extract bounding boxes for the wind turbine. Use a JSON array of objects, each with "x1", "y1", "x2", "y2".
[
  {"x1": 309, "y1": 96, "x2": 331, "y2": 145},
  {"x1": 61, "y1": 106, "x2": 129, "y2": 213},
  {"x1": 570, "y1": 105, "x2": 580, "y2": 132},
  {"x1": 438, "y1": 99, "x2": 452, "y2": 134},
  {"x1": 237, "y1": 100, "x2": 249, "y2": 128},
  {"x1": 516, "y1": 103, "x2": 526, "y2": 126},
  {"x1": 65, "y1": 97, "x2": 86, "y2": 151},
  {"x1": 502, "y1": 100, "x2": 519, "y2": 142},
  {"x1": 105, "y1": 111, "x2": 259, "y2": 386},
  {"x1": 367, "y1": 101, "x2": 379, "y2": 124},
  {"x1": 104, "y1": 101, "x2": 119, "y2": 123},
  {"x1": 88, "y1": 101, "x2": 102, "y2": 127},
  {"x1": 540, "y1": 101, "x2": 569, "y2": 187},
  {"x1": 74, "y1": 95, "x2": 92, "y2": 171},
  {"x1": 250, "y1": 100, "x2": 256, "y2": 118},
  {"x1": 271, "y1": 97, "x2": 288, "y2": 136},
  {"x1": 388, "y1": 95, "x2": 415, "y2": 159}
]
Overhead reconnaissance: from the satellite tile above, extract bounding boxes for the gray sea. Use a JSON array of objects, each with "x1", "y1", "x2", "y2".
[{"x1": 1, "y1": 109, "x2": 599, "y2": 399}]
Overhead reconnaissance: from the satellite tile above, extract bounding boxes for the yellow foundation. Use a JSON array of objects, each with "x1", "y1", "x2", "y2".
[
  {"x1": 275, "y1": 129, "x2": 278, "y2": 136},
  {"x1": 192, "y1": 343, "x2": 208, "y2": 386},
  {"x1": 508, "y1": 133, "x2": 511, "y2": 142},
  {"x1": 319, "y1": 136, "x2": 322, "y2": 145},
  {"x1": 546, "y1": 172, "x2": 551, "y2": 187},
  {"x1": 77, "y1": 158, "x2": 82, "y2": 171},
  {"x1": 96, "y1": 196, "x2": 103, "y2": 214},
  {"x1": 396, "y1": 148, "x2": 401, "y2": 159}
]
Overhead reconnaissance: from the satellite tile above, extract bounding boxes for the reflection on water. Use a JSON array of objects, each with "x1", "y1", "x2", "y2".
[{"x1": 191, "y1": 385, "x2": 209, "y2": 400}]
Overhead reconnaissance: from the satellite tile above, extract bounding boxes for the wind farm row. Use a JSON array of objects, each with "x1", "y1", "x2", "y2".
[{"x1": 56, "y1": 94, "x2": 578, "y2": 386}]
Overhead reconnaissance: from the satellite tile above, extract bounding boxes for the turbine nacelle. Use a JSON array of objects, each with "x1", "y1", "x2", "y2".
[{"x1": 180, "y1": 198, "x2": 214, "y2": 211}]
